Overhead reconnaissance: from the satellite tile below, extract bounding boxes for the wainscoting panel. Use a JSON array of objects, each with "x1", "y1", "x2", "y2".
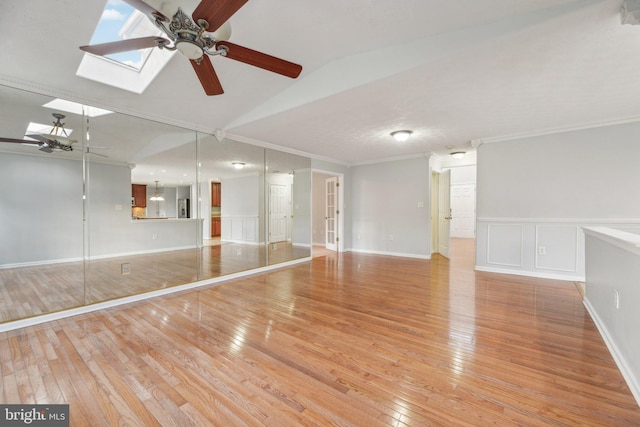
[
  {"x1": 477, "y1": 218, "x2": 640, "y2": 281},
  {"x1": 535, "y1": 225, "x2": 578, "y2": 272},
  {"x1": 487, "y1": 224, "x2": 523, "y2": 267},
  {"x1": 222, "y1": 216, "x2": 259, "y2": 243}
]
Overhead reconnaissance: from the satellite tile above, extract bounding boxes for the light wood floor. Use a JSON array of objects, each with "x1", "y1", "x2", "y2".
[
  {"x1": 0, "y1": 242, "x2": 310, "y2": 323},
  {"x1": 1, "y1": 239, "x2": 639, "y2": 426}
]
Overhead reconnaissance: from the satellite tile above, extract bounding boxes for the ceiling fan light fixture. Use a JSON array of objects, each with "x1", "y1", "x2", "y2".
[
  {"x1": 450, "y1": 151, "x2": 466, "y2": 159},
  {"x1": 391, "y1": 130, "x2": 413, "y2": 142},
  {"x1": 232, "y1": 162, "x2": 245, "y2": 169},
  {"x1": 176, "y1": 40, "x2": 205, "y2": 60}
]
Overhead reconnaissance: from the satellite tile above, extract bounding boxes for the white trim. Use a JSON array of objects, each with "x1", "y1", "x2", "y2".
[
  {"x1": 130, "y1": 218, "x2": 201, "y2": 224},
  {"x1": 349, "y1": 152, "x2": 428, "y2": 167},
  {"x1": 88, "y1": 245, "x2": 198, "y2": 260},
  {"x1": 474, "y1": 265, "x2": 583, "y2": 282},
  {"x1": 292, "y1": 243, "x2": 311, "y2": 248},
  {"x1": 0, "y1": 257, "x2": 311, "y2": 333},
  {"x1": 350, "y1": 248, "x2": 430, "y2": 260},
  {"x1": 478, "y1": 114, "x2": 640, "y2": 145},
  {"x1": 221, "y1": 131, "x2": 349, "y2": 167},
  {"x1": 583, "y1": 227, "x2": 640, "y2": 257},
  {"x1": 584, "y1": 298, "x2": 640, "y2": 407},
  {"x1": 1, "y1": 245, "x2": 201, "y2": 269},
  {"x1": 477, "y1": 217, "x2": 640, "y2": 224},
  {"x1": 0, "y1": 257, "x2": 83, "y2": 269}
]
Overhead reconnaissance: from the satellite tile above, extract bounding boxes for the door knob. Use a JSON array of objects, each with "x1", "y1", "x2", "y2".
[{"x1": 444, "y1": 216, "x2": 452, "y2": 220}]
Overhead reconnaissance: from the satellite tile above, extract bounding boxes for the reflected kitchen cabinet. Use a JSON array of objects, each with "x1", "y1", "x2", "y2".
[
  {"x1": 132, "y1": 184, "x2": 147, "y2": 207},
  {"x1": 211, "y1": 182, "x2": 221, "y2": 207}
]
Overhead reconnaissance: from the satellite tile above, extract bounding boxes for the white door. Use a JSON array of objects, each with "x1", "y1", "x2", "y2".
[
  {"x1": 325, "y1": 177, "x2": 338, "y2": 251},
  {"x1": 438, "y1": 169, "x2": 451, "y2": 258},
  {"x1": 451, "y1": 184, "x2": 476, "y2": 238},
  {"x1": 269, "y1": 184, "x2": 287, "y2": 243}
]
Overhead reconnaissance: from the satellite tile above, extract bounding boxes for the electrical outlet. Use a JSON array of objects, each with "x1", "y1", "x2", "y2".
[
  {"x1": 152, "y1": 234, "x2": 158, "y2": 240},
  {"x1": 389, "y1": 234, "x2": 394, "y2": 241},
  {"x1": 121, "y1": 263, "x2": 131, "y2": 275},
  {"x1": 417, "y1": 202, "x2": 424, "y2": 208},
  {"x1": 538, "y1": 246, "x2": 546, "y2": 255}
]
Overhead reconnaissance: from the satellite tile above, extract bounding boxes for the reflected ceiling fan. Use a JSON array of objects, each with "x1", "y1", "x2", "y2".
[
  {"x1": 79, "y1": 0, "x2": 303, "y2": 95},
  {"x1": 0, "y1": 113, "x2": 77, "y2": 153}
]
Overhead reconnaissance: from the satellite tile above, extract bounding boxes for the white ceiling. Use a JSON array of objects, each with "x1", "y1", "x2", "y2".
[{"x1": 2, "y1": 0, "x2": 640, "y2": 166}]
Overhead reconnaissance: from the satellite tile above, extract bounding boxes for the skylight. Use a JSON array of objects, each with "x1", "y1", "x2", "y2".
[
  {"x1": 89, "y1": 0, "x2": 152, "y2": 71},
  {"x1": 25, "y1": 122, "x2": 73, "y2": 139},
  {"x1": 76, "y1": 0, "x2": 175, "y2": 94},
  {"x1": 43, "y1": 99, "x2": 113, "y2": 118}
]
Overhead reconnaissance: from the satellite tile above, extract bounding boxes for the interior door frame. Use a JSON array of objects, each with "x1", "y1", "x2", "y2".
[
  {"x1": 313, "y1": 169, "x2": 345, "y2": 254},
  {"x1": 437, "y1": 169, "x2": 451, "y2": 258},
  {"x1": 325, "y1": 176, "x2": 338, "y2": 251},
  {"x1": 431, "y1": 168, "x2": 451, "y2": 259}
]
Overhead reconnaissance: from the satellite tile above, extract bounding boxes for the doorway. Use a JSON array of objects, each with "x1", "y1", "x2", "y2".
[
  {"x1": 431, "y1": 169, "x2": 451, "y2": 259},
  {"x1": 312, "y1": 170, "x2": 344, "y2": 257}
]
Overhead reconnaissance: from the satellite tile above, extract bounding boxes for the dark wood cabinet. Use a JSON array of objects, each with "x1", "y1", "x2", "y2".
[
  {"x1": 132, "y1": 184, "x2": 147, "y2": 207},
  {"x1": 211, "y1": 217, "x2": 221, "y2": 237},
  {"x1": 211, "y1": 182, "x2": 221, "y2": 207}
]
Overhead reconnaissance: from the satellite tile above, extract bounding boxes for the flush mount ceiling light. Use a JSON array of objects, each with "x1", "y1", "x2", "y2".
[
  {"x1": 390, "y1": 130, "x2": 413, "y2": 142},
  {"x1": 232, "y1": 162, "x2": 245, "y2": 169},
  {"x1": 450, "y1": 151, "x2": 466, "y2": 159},
  {"x1": 150, "y1": 180, "x2": 164, "y2": 201}
]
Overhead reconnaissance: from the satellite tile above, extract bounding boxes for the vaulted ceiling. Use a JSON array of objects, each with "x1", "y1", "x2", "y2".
[{"x1": 1, "y1": 0, "x2": 640, "y2": 164}]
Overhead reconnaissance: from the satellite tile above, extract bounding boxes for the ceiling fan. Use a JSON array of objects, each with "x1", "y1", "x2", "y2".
[
  {"x1": 79, "y1": 0, "x2": 303, "y2": 95},
  {"x1": 0, "y1": 113, "x2": 77, "y2": 153}
]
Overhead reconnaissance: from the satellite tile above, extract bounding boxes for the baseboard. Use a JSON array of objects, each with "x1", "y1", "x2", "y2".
[
  {"x1": 583, "y1": 298, "x2": 640, "y2": 407},
  {"x1": 474, "y1": 265, "x2": 583, "y2": 282},
  {"x1": 350, "y1": 249, "x2": 430, "y2": 260},
  {"x1": 0, "y1": 246, "x2": 201, "y2": 268},
  {"x1": 0, "y1": 257, "x2": 83, "y2": 269}
]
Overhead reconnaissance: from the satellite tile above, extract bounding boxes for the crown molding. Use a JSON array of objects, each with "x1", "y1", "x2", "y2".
[{"x1": 479, "y1": 115, "x2": 640, "y2": 145}]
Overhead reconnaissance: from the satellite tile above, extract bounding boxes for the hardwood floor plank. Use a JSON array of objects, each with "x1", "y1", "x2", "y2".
[{"x1": 0, "y1": 239, "x2": 639, "y2": 425}]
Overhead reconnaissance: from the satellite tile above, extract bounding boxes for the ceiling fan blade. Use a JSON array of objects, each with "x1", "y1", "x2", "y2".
[
  {"x1": 24, "y1": 134, "x2": 51, "y2": 144},
  {"x1": 121, "y1": 0, "x2": 168, "y2": 21},
  {"x1": 190, "y1": 55, "x2": 224, "y2": 96},
  {"x1": 0, "y1": 137, "x2": 38, "y2": 144},
  {"x1": 216, "y1": 41, "x2": 302, "y2": 78},
  {"x1": 193, "y1": 0, "x2": 248, "y2": 32},
  {"x1": 80, "y1": 36, "x2": 169, "y2": 56}
]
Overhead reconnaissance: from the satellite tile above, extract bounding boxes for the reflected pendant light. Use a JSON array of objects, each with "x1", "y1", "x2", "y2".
[{"x1": 150, "y1": 180, "x2": 164, "y2": 201}]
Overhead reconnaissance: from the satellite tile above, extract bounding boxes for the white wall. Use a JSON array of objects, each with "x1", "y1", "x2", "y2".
[
  {"x1": 221, "y1": 173, "x2": 260, "y2": 243},
  {"x1": 0, "y1": 154, "x2": 201, "y2": 266},
  {"x1": 583, "y1": 228, "x2": 640, "y2": 405},
  {"x1": 476, "y1": 121, "x2": 640, "y2": 280},
  {"x1": 0, "y1": 153, "x2": 84, "y2": 265},
  {"x1": 292, "y1": 169, "x2": 311, "y2": 246},
  {"x1": 350, "y1": 157, "x2": 430, "y2": 258}
]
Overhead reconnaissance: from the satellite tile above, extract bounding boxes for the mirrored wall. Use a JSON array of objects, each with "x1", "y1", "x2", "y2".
[{"x1": 0, "y1": 84, "x2": 311, "y2": 323}]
